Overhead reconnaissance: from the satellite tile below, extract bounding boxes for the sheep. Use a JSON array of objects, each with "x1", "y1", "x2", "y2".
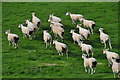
[
  {"x1": 78, "y1": 42, "x2": 94, "y2": 57},
  {"x1": 5, "y1": 30, "x2": 19, "y2": 48},
  {"x1": 48, "y1": 14, "x2": 62, "y2": 23},
  {"x1": 111, "y1": 57, "x2": 120, "y2": 78},
  {"x1": 103, "y1": 49, "x2": 120, "y2": 66},
  {"x1": 53, "y1": 40, "x2": 68, "y2": 58},
  {"x1": 82, "y1": 54, "x2": 97, "y2": 74},
  {"x1": 99, "y1": 28, "x2": 112, "y2": 49},
  {"x1": 76, "y1": 24, "x2": 90, "y2": 40},
  {"x1": 25, "y1": 19, "x2": 37, "y2": 38},
  {"x1": 80, "y1": 18, "x2": 96, "y2": 34},
  {"x1": 70, "y1": 29, "x2": 83, "y2": 45},
  {"x1": 32, "y1": 12, "x2": 41, "y2": 30},
  {"x1": 43, "y1": 30, "x2": 52, "y2": 49},
  {"x1": 66, "y1": 12, "x2": 84, "y2": 24},
  {"x1": 50, "y1": 24, "x2": 64, "y2": 42},
  {"x1": 18, "y1": 24, "x2": 34, "y2": 40}
]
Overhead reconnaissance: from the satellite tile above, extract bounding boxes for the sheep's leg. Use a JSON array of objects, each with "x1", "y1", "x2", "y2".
[
  {"x1": 86, "y1": 50, "x2": 90, "y2": 57},
  {"x1": 46, "y1": 43, "x2": 48, "y2": 49},
  {"x1": 108, "y1": 59, "x2": 112, "y2": 66},
  {"x1": 109, "y1": 41, "x2": 112, "y2": 49},
  {"x1": 88, "y1": 68, "x2": 91, "y2": 74},
  {"x1": 9, "y1": 41, "x2": 11, "y2": 46},
  {"x1": 72, "y1": 19, "x2": 75, "y2": 24},
  {"x1": 58, "y1": 51, "x2": 60, "y2": 56},
  {"x1": 74, "y1": 41, "x2": 75, "y2": 44},
  {"x1": 100, "y1": 40, "x2": 104, "y2": 44},
  {"x1": 61, "y1": 53, "x2": 64, "y2": 56},
  {"x1": 29, "y1": 35, "x2": 32, "y2": 40},
  {"x1": 84, "y1": 67, "x2": 87, "y2": 72},
  {"x1": 49, "y1": 41, "x2": 52, "y2": 49},
  {"x1": 66, "y1": 50, "x2": 68, "y2": 58},
  {"x1": 114, "y1": 73, "x2": 116, "y2": 78},
  {"x1": 90, "y1": 27, "x2": 94, "y2": 34},
  {"x1": 93, "y1": 67, "x2": 96, "y2": 73},
  {"x1": 104, "y1": 42, "x2": 106, "y2": 49},
  {"x1": 91, "y1": 50, "x2": 94, "y2": 57},
  {"x1": 91, "y1": 68, "x2": 94, "y2": 74}
]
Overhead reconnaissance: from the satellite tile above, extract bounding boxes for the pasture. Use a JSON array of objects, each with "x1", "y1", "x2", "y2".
[{"x1": 2, "y1": 2, "x2": 119, "y2": 78}]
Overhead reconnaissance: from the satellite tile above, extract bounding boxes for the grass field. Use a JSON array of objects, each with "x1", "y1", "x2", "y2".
[{"x1": 2, "y1": 2, "x2": 120, "y2": 78}]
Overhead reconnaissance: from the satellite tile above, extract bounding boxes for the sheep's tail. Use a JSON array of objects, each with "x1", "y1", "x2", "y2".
[
  {"x1": 37, "y1": 21, "x2": 41, "y2": 28},
  {"x1": 13, "y1": 37, "x2": 19, "y2": 43},
  {"x1": 92, "y1": 23, "x2": 96, "y2": 29},
  {"x1": 92, "y1": 61, "x2": 97, "y2": 68}
]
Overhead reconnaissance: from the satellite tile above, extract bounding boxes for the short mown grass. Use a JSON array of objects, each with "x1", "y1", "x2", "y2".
[{"x1": 2, "y1": 2, "x2": 119, "y2": 78}]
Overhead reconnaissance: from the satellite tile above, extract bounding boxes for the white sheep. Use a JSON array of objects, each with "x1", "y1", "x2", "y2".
[
  {"x1": 70, "y1": 29, "x2": 83, "y2": 45},
  {"x1": 50, "y1": 25, "x2": 64, "y2": 42},
  {"x1": 32, "y1": 12, "x2": 41, "y2": 29},
  {"x1": 43, "y1": 30, "x2": 52, "y2": 49},
  {"x1": 80, "y1": 18, "x2": 96, "y2": 34},
  {"x1": 5, "y1": 30, "x2": 19, "y2": 48},
  {"x1": 99, "y1": 28, "x2": 112, "y2": 49},
  {"x1": 103, "y1": 49, "x2": 120, "y2": 66},
  {"x1": 82, "y1": 54, "x2": 97, "y2": 74},
  {"x1": 66, "y1": 12, "x2": 84, "y2": 24},
  {"x1": 18, "y1": 24, "x2": 33, "y2": 40},
  {"x1": 48, "y1": 14, "x2": 62, "y2": 23},
  {"x1": 53, "y1": 40, "x2": 68, "y2": 58},
  {"x1": 76, "y1": 24, "x2": 90, "y2": 40},
  {"x1": 111, "y1": 57, "x2": 120, "y2": 78},
  {"x1": 25, "y1": 19, "x2": 37, "y2": 38},
  {"x1": 78, "y1": 42, "x2": 94, "y2": 57}
]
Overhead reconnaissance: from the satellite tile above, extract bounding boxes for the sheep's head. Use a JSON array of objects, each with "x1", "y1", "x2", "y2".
[
  {"x1": 111, "y1": 57, "x2": 117, "y2": 62},
  {"x1": 82, "y1": 54, "x2": 87, "y2": 59},
  {"x1": 76, "y1": 24, "x2": 82, "y2": 28},
  {"x1": 78, "y1": 41, "x2": 83, "y2": 48},
  {"x1": 18, "y1": 24, "x2": 22, "y2": 28},
  {"x1": 5, "y1": 30, "x2": 10, "y2": 34},
  {"x1": 70, "y1": 29, "x2": 75, "y2": 33},
  {"x1": 53, "y1": 40, "x2": 57, "y2": 44},
  {"x1": 99, "y1": 28, "x2": 104, "y2": 32},
  {"x1": 79, "y1": 18, "x2": 84, "y2": 23},
  {"x1": 32, "y1": 12, "x2": 35, "y2": 16},
  {"x1": 66, "y1": 12, "x2": 70, "y2": 16},
  {"x1": 43, "y1": 30, "x2": 48, "y2": 34},
  {"x1": 25, "y1": 19, "x2": 30, "y2": 24},
  {"x1": 103, "y1": 49, "x2": 109, "y2": 54}
]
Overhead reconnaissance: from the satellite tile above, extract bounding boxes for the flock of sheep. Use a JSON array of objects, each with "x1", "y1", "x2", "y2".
[{"x1": 5, "y1": 12, "x2": 120, "y2": 78}]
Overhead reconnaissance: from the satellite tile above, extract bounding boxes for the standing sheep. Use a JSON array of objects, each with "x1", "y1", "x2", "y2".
[
  {"x1": 66, "y1": 12, "x2": 84, "y2": 24},
  {"x1": 82, "y1": 54, "x2": 97, "y2": 74},
  {"x1": 50, "y1": 24, "x2": 64, "y2": 42},
  {"x1": 111, "y1": 57, "x2": 120, "y2": 78},
  {"x1": 43, "y1": 30, "x2": 52, "y2": 49},
  {"x1": 80, "y1": 18, "x2": 96, "y2": 34},
  {"x1": 18, "y1": 24, "x2": 34, "y2": 40},
  {"x1": 53, "y1": 40, "x2": 68, "y2": 58},
  {"x1": 48, "y1": 14, "x2": 62, "y2": 23},
  {"x1": 103, "y1": 49, "x2": 120, "y2": 66},
  {"x1": 5, "y1": 30, "x2": 19, "y2": 48},
  {"x1": 78, "y1": 42, "x2": 94, "y2": 57},
  {"x1": 99, "y1": 28, "x2": 112, "y2": 49},
  {"x1": 76, "y1": 24, "x2": 90, "y2": 40},
  {"x1": 32, "y1": 12, "x2": 41, "y2": 30},
  {"x1": 70, "y1": 29, "x2": 83, "y2": 45}
]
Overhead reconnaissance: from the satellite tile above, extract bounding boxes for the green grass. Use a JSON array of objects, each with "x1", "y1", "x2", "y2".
[{"x1": 2, "y1": 2, "x2": 119, "y2": 78}]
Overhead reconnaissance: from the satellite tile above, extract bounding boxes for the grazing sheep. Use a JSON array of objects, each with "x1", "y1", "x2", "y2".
[
  {"x1": 50, "y1": 24, "x2": 64, "y2": 42},
  {"x1": 111, "y1": 57, "x2": 120, "y2": 78},
  {"x1": 82, "y1": 54, "x2": 97, "y2": 74},
  {"x1": 66, "y1": 12, "x2": 84, "y2": 24},
  {"x1": 5, "y1": 30, "x2": 19, "y2": 48},
  {"x1": 99, "y1": 28, "x2": 112, "y2": 49},
  {"x1": 48, "y1": 14, "x2": 62, "y2": 23},
  {"x1": 32, "y1": 12, "x2": 41, "y2": 30},
  {"x1": 43, "y1": 30, "x2": 52, "y2": 49},
  {"x1": 103, "y1": 49, "x2": 120, "y2": 66},
  {"x1": 78, "y1": 42, "x2": 94, "y2": 57},
  {"x1": 80, "y1": 18, "x2": 96, "y2": 34},
  {"x1": 53, "y1": 40, "x2": 68, "y2": 58},
  {"x1": 18, "y1": 24, "x2": 34, "y2": 40},
  {"x1": 70, "y1": 29, "x2": 83, "y2": 45},
  {"x1": 76, "y1": 24, "x2": 90, "y2": 40}
]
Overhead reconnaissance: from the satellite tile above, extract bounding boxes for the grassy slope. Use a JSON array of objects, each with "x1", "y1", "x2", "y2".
[{"x1": 2, "y1": 2, "x2": 119, "y2": 78}]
